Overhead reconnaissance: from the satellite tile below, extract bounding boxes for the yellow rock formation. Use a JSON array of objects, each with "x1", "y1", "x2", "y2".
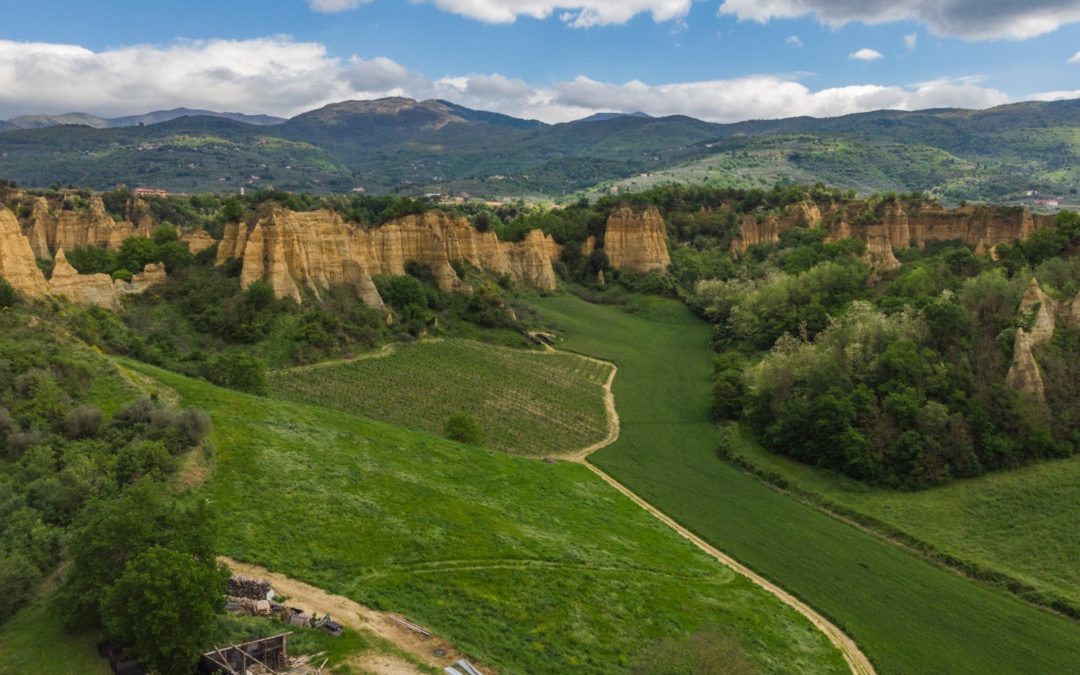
[
  {"x1": 48, "y1": 248, "x2": 119, "y2": 309},
  {"x1": 217, "y1": 206, "x2": 562, "y2": 307},
  {"x1": 0, "y1": 205, "x2": 48, "y2": 296},
  {"x1": 732, "y1": 200, "x2": 1051, "y2": 270},
  {"x1": 603, "y1": 206, "x2": 671, "y2": 273},
  {"x1": 1006, "y1": 329, "x2": 1046, "y2": 401}
]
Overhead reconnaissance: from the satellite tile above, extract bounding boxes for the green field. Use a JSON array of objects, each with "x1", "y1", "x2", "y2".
[
  {"x1": 125, "y1": 359, "x2": 847, "y2": 675},
  {"x1": 722, "y1": 425, "x2": 1080, "y2": 612},
  {"x1": 0, "y1": 595, "x2": 110, "y2": 675},
  {"x1": 528, "y1": 294, "x2": 1080, "y2": 674},
  {"x1": 268, "y1": 338, "x2": 612, "y2": 456}
]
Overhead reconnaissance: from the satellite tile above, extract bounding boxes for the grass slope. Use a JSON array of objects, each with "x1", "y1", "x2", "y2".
[
  {"x1": 126, "y1": 360, "x2": 847, "y2": 674},
  {"x1": 0, "y1": 595, "x2": 109, "y2": 675},
  {"x1": 724, "y1": 426, "x2": 1080, "y2": 611},
  {"x1": 528, "y1": 294, "x2": 1080, "y2": 675},
  {"x1": 268, "y1": 339, "x2": 610, "y2": 456}
]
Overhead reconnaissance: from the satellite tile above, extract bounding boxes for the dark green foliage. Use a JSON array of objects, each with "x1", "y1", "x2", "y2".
[
  {"x1": 202, "y1": 351, "x2": 267, "y2": 395},
  {"x1": 0, "y1": 311, "x2": 212, "y2": 626},
  {"x1": 101, "y1": 546, "x2": 228, "y2": 675},
  {"x1": 444, "y1": 412, "x2": 483, "y2": 445},
  {"x1": 0, "y1": 278, "x2": 19, "y2": 308}
]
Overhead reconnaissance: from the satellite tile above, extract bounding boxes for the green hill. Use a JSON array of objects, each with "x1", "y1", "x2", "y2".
[
  {"x1": 123, "y1": 359, "x2": 848, "y2": 674},
  {"x1": 4, "y1": 97, "x2": 1080, "y2": 202}
]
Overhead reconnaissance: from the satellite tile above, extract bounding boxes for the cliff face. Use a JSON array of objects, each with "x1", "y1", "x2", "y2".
[
  {"x1": 1006, "y1": 278, "x2": 1074, "y2": 401},
  {"x1": 603, "y1": 206, "x2": 671, "y2": 273},
  {"x1": 218, "y1": 207, "x2": 562, "y2": 307},
  {"x1": 732, "y1": 200, "x2": 1052, "y2": 269},
  {"x1": 0, "y1": 205, "x2": 49, "y2": 296},
  {"x1": 26, "y1": 195, "x2": 154, "y2": 257},
  {"x1": 48, "y1": 248, "x2": 119, "y2": 309}
]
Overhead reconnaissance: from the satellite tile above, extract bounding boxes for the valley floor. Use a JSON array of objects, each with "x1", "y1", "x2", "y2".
[{"x1": 528, "y1": 294, "x2": 1080, "y2": 674}]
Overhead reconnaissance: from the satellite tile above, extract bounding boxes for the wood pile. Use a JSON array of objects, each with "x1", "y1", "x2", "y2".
[{"x1": 229, "y1": 575, "x2": 273, "y2": 600}]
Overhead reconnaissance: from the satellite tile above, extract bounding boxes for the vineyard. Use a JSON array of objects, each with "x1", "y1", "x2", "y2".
[{"x1": 267, "y1": 339, "x2": 612, "y2": 455}]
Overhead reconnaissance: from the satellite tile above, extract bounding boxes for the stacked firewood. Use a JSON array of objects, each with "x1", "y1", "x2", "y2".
[{"x1": 228, "y1": 575, "x2": 272, "y2": 600}]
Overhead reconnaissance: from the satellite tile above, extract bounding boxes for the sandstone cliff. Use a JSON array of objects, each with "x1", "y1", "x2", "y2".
[
  {"x1": 181, "y1": 229, "x2": 217, "y2": 254},
  {"x1": 48, "y1": 249, "x2": 120, "y2": 309},
  {"x1": 0, "y1": 205, "x2": 48, "y2": 296},
  {"x1": 25, "y1": 195, "x2": 154, "y2": 257},
  {"x1": 732, "y1": 199, "x2": 1052, "y2": 270},
  {"x1": 603, "y1": 206, "x2": 671, "y2": 273},
  {"x1": 1006, "y1": 329, "x2": 1046, "y2": 401},
  {"x1": 217, "y1": 206, "x2": 562, "y2": 307},
  {"x1": 1006, "y1": 278, "x2": 1071, "y2": 401}
]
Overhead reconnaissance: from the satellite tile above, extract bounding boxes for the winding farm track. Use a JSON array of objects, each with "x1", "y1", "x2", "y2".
[{"x1": 559, "y1": 351, "x2": 877, "y2": 675}]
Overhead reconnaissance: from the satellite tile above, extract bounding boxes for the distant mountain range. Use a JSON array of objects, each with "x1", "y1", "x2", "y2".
[
  {"x1": 1, "y1": 96, "x2": 1079, "y2": 204},
  {"x1": 0, "y1": 108, "x2": 284, "y2": 130}
]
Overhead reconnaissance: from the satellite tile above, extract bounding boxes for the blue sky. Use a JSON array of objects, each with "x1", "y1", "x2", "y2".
[{"x1": 2, "y1": 0, "x2": 1079, "y2": 122}]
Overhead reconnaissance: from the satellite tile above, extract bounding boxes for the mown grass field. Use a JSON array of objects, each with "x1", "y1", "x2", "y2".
[
  {"x1": 127, "y1": 360, "x2": 848, "y2": 675},
  {"x1": 0, "y1": 595, "x2": 110, "y2": 675},
  {"x1": 723, "y1": 425, "x2": 1080, "y2": 612},
  {"x1": 528, "y1": 293, "x2": 1080, "y2": 675},
  {"x1": 268, "y1": 338, "x2": 611, "y2": 456}
]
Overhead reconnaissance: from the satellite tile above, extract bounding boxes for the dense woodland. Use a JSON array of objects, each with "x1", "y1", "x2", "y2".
[{"x1": 0, "y1": 306, "x2": 226, "y2": 673}]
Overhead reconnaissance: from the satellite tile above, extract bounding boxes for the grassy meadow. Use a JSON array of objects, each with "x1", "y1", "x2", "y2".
[
  {"x1": 126, "y1": 360, "x2": 848, "y2": 674},
  {"x1": 528, "y1": 293, "x2": 1080, "y2": 675},
  {"x1": 723, "y1": 425, "x2": 1080, "y2": 612},
  {"x1": 267, "y1": 339, "x2": 611, "y2": 456}
]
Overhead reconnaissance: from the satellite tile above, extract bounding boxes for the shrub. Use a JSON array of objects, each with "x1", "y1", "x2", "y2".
[
  {"x1": 63, "y1": 404, "x2": 103, "y2": 440},
  {"x1": 0, "y1": 278, "x2": 18, "y2": 308},
  {"x1": 444, "y1": 413, "x2": 483, "y2": 445},
  {"x1": 175, "y1": 408, "x2": 212, "y2": 447}
]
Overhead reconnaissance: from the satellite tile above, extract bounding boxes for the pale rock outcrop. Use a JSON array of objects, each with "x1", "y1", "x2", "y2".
[
  {"x1": 48, "y1": 249, "x2": 119, "y2": 309},
  {"x1": 182, "y1": 229, "x2": 217, "y2": 254},
  {"x1": 1018, "y1": 277, "x2": 1056, "y2": 346},
  {"x1": 221, "y1": 206, "x2": 560, "y2": 308},
  {"x1": 0, "y1": 205, "x2": 48, "y2": 296},
  {"x1": 1006, "y1": 278, "x2": 1059, "y2": 402},
  {"x1": 1006, "y1": 329, "x2": 1046, "y2": 401},
  {"x1": 732, "y1": 200, "x2": 1052, "y2": 270},
  {"x1": 603, "y1": 205, "x2": 670, "y2": 273},
  {"x1": 26, "y1": 198, "x2": 52, "y2": 260},
  {"x1": 115, "y1": 263, "x2": 167, "y2": 297}
]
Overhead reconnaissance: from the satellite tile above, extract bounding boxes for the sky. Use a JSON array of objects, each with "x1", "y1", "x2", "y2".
[{"x1": 1, "y1": 0, "x2": 1080, "y2": 123}]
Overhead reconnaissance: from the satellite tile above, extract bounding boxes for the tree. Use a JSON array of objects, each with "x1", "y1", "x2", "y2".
[
  {"x1": 101, "y1": 546, "x2": 228, "y2": 675},
  {"x1": 445, "y1": 413, "x2": 482, "y2": 445},
  {"x1": 202, "y1": 351, "x2": 268, "y2": 395}
]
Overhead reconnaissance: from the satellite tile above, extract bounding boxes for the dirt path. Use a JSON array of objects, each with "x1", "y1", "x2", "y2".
[
  {"x1": 221, "y1": 557, "x2": 487, "y2": 675},
  {"x1": 555, "y1": 350, "x2": 877, "y2": 675}
]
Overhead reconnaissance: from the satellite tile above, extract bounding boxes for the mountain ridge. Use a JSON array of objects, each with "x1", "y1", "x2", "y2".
[{"x1": 1, "y1": 96, "x2": 1079, "y2": 203}]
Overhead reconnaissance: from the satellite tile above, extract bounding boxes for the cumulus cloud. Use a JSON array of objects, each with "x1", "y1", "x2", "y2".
[
  {"x1": 850, "y1": 48, "x2": 884, "y2": 61},
  {"x1": 1070, "y1": 50, "x2": 1080, "y2": 63},
  {"x1": 718, "y1": 0, "x2": 1080, "y2": 40},
  {"x1": 1030, "y1": 88, "x2": 1080, "y2": 100},
  {"x1": 307, "y1": 0, "x2": 367, "y2": 12},
  {"x1": 785, "y1": 35, "x2": 804, "y2": 47},
  {"x1": 407, "y1": 0, "x2": 692, "y2": 27},
  {"x1": 552, "y1": 75, "x2": 1011, "y2": 122},
  {"x1": 905, "y1": 33, "x2": 918, "y2": 49},
  {"x1": 0, "y1": 37, "x2": 415, "y2": 118},
  {"x1": 0, "y1": 37, "x2": 1016, "y2": 125}
]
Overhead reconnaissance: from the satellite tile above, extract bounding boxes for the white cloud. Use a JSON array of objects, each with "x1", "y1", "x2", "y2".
[
  {"x1": 553, "y1": 75, "x2": 1011, "y2": 123},
  {"x1": 850, "y1": 48, "x2": 884, "y2": 61},
  {"x1": 905, "y1": 33, "x2": 918, "y2": 49},
  {"x1": 307, "y1": 0, "x2": 368, "y2": 12},
  {"x1": 718, "y1": 0, "x2": 1080, "y2": 40},
  {"x1": 0, "y1": 37, "x2": 1016, "y2": 125},
  {"x1": 1070, "y1": 50, "x2": 1080, "y2": 63},
  {"x1": 406, "y1": 0, "x2": 692, "y2": 27},
  {"x1": 785, "y1": 35, "x2": 804, "y2": 47},
  {"x1": 1030, "y1": 88, "x2": 1080, "y2": 100}
]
